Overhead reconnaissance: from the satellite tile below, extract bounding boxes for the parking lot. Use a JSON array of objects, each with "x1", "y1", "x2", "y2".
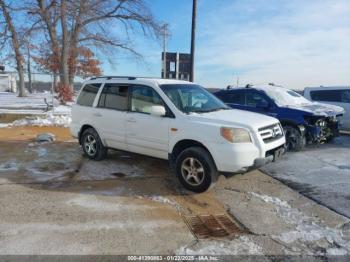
[
  {"x1": 0, "y1": 127, "x2": 349, "y2": 256},
  {"x1": 263, "y1": 134, "x2": 350, "y2": 219}
]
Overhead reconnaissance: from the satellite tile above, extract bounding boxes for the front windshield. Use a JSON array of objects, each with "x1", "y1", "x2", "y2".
[
  {"x1": 263, "y1": 87, "x2": 312, "y2": 106},
  {"x1": 160, "y1": 84, "x2": 229, "y2": 114}
]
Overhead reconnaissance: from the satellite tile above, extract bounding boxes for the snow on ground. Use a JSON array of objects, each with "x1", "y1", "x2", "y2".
[
  {"x1": 177, "y1": 236, "x2": 263, "y2": 255},
  {"x1": 0, "y1": 92, "x2": 54, "y2": 111},
  {"x1": 250, "y1": 192, "x2": 350, "y2": 255},
  {"x1": 7, "y1": 111, "x2": 71, "y2": 127},
  {"x1": 0, "y1": 92, "x2": 72, "y2": 128},
  {"x1": 66, "y1": 195, "x2": 153, "y2": 212},
  {"x1": 262, "y1": 135, "x2": 350, "y2": 218}
]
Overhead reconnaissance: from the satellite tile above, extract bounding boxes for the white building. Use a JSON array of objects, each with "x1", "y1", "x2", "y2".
[{"x1": 0, "y1": 73, "x2": 17, "y2": 93}]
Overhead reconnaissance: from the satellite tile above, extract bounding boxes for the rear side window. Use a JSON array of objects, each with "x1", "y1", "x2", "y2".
[
  {"x1": 310, "y1": 90, "x2": 342, "y2": 102},
  {"x1": 77, "y1": 83, "x2": 101, "y2": 106},
  {"x1": 221, "y1": 92, "x2": 245, "y2": 105},
  {"x1": 98, "y1": 84, "x2": 129, "y2": 110}
]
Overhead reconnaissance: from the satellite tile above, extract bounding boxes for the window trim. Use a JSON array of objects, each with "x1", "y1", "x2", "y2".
[{"x1": 92, "y1": 83, "x2": 175, "y2": 118}]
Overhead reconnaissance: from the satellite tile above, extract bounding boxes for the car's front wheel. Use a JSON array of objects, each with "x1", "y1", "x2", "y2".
[
  {"x1": 81, "y1": 128, "x2": 107, "y2": 160},
  {"x1": 175, "y1": 147, "x2": 218, "y2": 193},
  {"x1": 283, "y1": 125, "x2": 305, "y2": 151}
]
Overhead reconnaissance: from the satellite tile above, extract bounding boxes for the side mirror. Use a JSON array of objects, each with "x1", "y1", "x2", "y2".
[
  {"x1": 150, "y1": 105, "x2": 166, "y2": 117},
  {"x1": 257, "y1": 100, "x2": 270, "y2": 109}
]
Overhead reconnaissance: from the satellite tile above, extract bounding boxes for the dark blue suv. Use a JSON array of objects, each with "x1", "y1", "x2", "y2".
[{"x1": 214, "y1": 85, "x2": 344, "y2": 151}]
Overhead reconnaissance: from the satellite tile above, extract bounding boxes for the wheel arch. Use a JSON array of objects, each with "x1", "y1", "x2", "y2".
[
  {"x1": 280, "y1": 119, "x2": 299, "y2": 129},
  {"x1": 170, "y1": 139, "x2": 216, "y2": 168},
  {"x1": 78, "y1": 124, "x2": 96, "y2": 144}
]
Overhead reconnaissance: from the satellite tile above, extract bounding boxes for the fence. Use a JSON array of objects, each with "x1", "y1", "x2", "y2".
[
  {"x1": 0, "y1": 72, "x2": 88, "y2": 115},
  {"x1": 0, "y1": 71, "x2": 86, "y2": 94}
]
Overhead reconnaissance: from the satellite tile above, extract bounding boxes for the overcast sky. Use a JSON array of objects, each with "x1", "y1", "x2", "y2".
[{"x1": 101, "y1": 0, "x2": 350, "y2": 89}]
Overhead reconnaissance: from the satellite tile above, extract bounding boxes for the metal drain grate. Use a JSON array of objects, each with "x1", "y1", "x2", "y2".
[{"x1": 184, "y1": 214, "x2": 246, "y2": 239}]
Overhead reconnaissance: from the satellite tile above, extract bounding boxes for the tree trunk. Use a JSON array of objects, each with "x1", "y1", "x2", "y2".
[
  {"x1": 17, "y1": 66, "x2": 26, "y2": 97},
  {"x1": 27, "y1": 46, "x2": 33, "y2": 93},
  {"x1": 53, "y1": 73, "x2": 58, "y2": 92},
  {"x1": 60, "y1": 0, "x2": 70, "y2": 89},
  {"x1": 0, "y1": 0, "x2": 26, "y2": 97},
  {"x1": 69, "y1": 73, "x2": 74, "y2": 91}
]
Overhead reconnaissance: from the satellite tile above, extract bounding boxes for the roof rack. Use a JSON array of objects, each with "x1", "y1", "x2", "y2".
[
  {"x1": 89, "y1": 76, "x2": 169, "y2": 81},
  {"x1": 89, "y1": 76, "x2": 137, "y2": 80}
]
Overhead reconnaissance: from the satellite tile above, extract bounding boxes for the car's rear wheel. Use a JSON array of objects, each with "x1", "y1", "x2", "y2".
[
  {"x1": 175, "y1": 147, "x2": 218, "y2": 193},
  {"x1": 81, "y1": 128, "x2": 107, "y2": 160},
  {"x1": 283, "y1": 125, "x2": 305, "y2": 151}
]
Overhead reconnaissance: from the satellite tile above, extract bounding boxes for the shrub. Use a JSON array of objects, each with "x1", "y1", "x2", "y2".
[{"x1": 56, "y1": 83, "x2": 73, "y2": 104}]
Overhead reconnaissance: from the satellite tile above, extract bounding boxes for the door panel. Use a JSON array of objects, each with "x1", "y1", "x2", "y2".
[
  {"x1": 93, "y1": 84, "x2": 129, "y2": 150},
  {"x1": 94, "y1": 108, "x2": 128, "y2": 150},
  {"x1": 126, "y1": 85, "x2": 170, "y2": 159},
  {"x1": 335, "y1": 102, "x2": 350, "y2": 130},
  {"x1": 126, "y1": 112, "x2": 169, "y2": 159}
]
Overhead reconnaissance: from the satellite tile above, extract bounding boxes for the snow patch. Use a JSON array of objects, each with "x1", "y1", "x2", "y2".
[
  {"x1": 250, "y1": 192, "x2": 350, "y2": 255},
  {"x1": 177, "y1": 236, "x2": 263, "y2": 255},
  {"x1": 0, "y1": 160, "x2": 19, "y2": 172},
  {"x1": 148, "y1": 196, "x2": 178, "y2": 206},
  {"x1": 6, "y1": 111, "x2": 71, "y2": 127},
  {"x1": 67, "y1": 195, "x2": 152, "y2": 212}
]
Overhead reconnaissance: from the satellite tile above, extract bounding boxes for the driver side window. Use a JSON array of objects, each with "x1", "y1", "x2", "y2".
[
  {"x1": 130, "y1": 86, "x2": 164, "y2": 114},
  {"x1": 245, "y1": 92, "x2": 268, "y2": 107}
]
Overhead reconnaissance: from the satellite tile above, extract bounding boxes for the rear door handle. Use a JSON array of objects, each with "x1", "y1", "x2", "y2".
[
  {"x1": 127, "y1": 118, "x2": 137, "y2": 123},
  {"x1": 94, "y1": 112, "x2": 102, "y2": 117}
]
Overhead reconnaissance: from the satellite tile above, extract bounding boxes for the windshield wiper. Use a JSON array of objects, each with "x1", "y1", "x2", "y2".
[{"x1": 191, "y1": 107, "x2": 230, "y2": 113}]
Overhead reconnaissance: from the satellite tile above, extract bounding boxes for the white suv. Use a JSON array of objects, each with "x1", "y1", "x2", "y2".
[{"x1": 70, "y1": 77, "x2": 285, "y2": 192}]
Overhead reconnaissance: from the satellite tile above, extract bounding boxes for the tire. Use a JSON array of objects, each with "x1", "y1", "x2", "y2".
[
  {"x1": 283, "y1": 125, "x2": 305, "y2": 152},
  {"x1": 81, "y1": 128, "x2": 107, "y2": 160},
  {"x1": 175, "y1": 147, "x2": 218, "y2": 193},
  {"x1": 326, "y1": 134, "x2": 336, "y2": 143}
]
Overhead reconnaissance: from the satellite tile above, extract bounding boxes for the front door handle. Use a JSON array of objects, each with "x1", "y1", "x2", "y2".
[
  {"x1": 127, "y1": 118, "x2": 137, "y2": 123},
  {"x1": 94, "y1": 112, "x2": 102, "y2": 117}
]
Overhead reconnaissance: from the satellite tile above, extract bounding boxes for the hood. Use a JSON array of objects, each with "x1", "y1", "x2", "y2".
[
  {"x1": 189, "y1": 109, "x2": 279, "y2": 130},
  {"x1": 284, "y1": 102, "x2": 345, "y2": 117}
]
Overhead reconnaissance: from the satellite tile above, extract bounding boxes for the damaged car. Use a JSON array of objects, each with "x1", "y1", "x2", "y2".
[{"x1": 214, "y1": 84, "x2": 345, "y2": 151}]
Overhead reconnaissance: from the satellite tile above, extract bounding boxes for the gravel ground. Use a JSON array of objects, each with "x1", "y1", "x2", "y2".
[{"x1": 0, "y1": 138, "x2": 349, "y2": 256}]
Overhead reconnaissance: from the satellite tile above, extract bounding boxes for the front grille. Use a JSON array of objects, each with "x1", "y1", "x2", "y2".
[{"x1": 258, "y1": 123, "x2": 283, "y2": 143}]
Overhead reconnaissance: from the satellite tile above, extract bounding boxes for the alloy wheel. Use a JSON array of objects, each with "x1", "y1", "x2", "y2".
[
  {"x1": 84, "y1": 134, "x2": 97, "y2": 156},
  {"x1": 181, "y1": 157, "x2": 205, "y2": 186}
]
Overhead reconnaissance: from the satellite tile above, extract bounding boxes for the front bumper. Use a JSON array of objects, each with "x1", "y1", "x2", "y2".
[
  {"x1": 221, "y1": 145, "x2": 285, "y2": 177},
  {"x1": 252, "y1": 145, "x2": 285, "y2": 169},
  {"x1": 305, "y1": 118, "x2": 340, "y2": 143}
]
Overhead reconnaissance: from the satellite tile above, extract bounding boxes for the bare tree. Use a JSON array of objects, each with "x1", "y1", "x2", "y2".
[
  {"x1": 0, "y1": 0, "x2": 26, "y2": 97},
  {"x1": 30, "y1": 0, "x2": 160, "y2": 92}
]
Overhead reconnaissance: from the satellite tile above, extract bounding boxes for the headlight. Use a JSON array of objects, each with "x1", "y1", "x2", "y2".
[
  {"x1": 220, "y1": 127, "x2": 251, "y2": 143},
  {"x1": 316, "y1": 119, "x2": 327, "y2": 127}
]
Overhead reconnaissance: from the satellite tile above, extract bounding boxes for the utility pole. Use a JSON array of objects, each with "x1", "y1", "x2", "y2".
[
  {"x1": 162, "y1": 23, "x2": 169, "y2": 79},
  {"x1": 190, "y1": 0, "x2": 197, "y2": 82}
]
